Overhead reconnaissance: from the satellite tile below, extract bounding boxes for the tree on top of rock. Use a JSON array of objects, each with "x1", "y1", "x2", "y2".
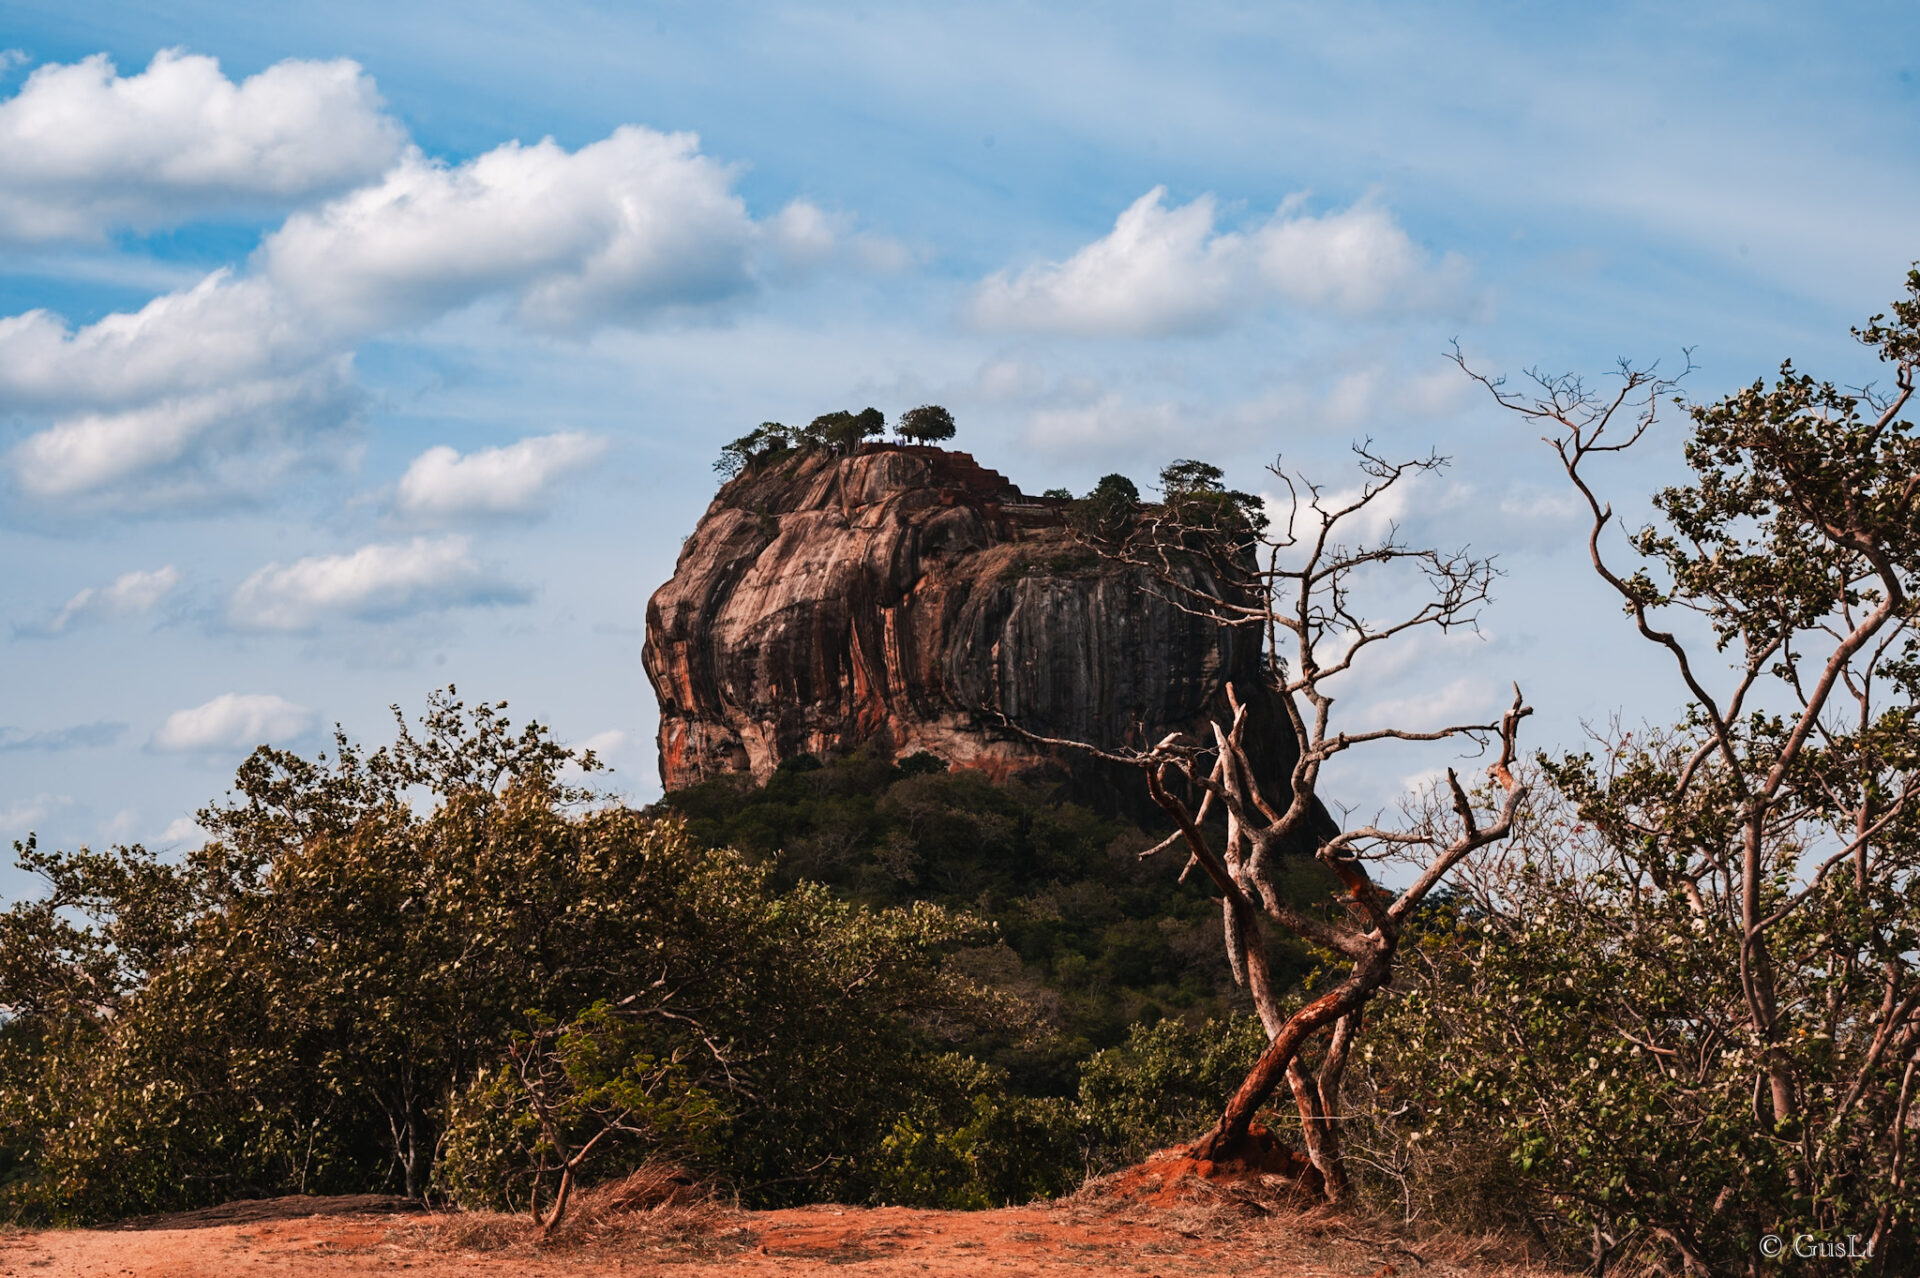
[
  {"x1": 1154, "y1": 459, "x2": 1270, "y2": 550},
  {"x1": 807, "y1": 407, "x2": 886, "y2": 455},
  {"x1": 714, "y1": 406, "x2": 923, "y2": 479},
  {"x1": 714, "y1": 422, "x2": 794, "y2": 478},
  {"x1": 1067, "y1": 473, "x2": 1141, "y2": 542},
  {"x1": 895, "y1": 404, "x2": 957, "y2": 444}
]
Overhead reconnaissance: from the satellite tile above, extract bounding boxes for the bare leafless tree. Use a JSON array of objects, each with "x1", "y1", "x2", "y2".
[{"x1": 1021, "y1": 448, "x2": 1530, "y2": 1199}]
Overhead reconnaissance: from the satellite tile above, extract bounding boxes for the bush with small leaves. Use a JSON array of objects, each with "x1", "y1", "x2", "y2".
[
  {"x1": 896, "y1": 404, "x2": 957, "y2": 444},
  {"x1": 0, "y1": 692, "x2": 1011, "y2": 1221},
  {"x1": 1067, "y1": 474, "x2": 1140, "y2": 543},
  {"x1": 807, "y1": 407, "x2": 887, "y2": 454},
  {"x1": 714, "y1": 422, "x2": 794, "y2": 478}
]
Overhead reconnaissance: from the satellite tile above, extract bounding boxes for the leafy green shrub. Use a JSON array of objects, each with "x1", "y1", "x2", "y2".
[
  {"x1": 895, "y1": 750, "x2": 948, "y2": 777},
  {"x1": 0, "y1": 693, "x2": 1009, "y2": 1222},
  {"x1": 998, "y1": 549, "x2": 1101, "y2": 581},
  {"x1": 871, "y1": 1053, "x2": 1077, "y2": 1207},
  {"x1": 714, "y1": 422, "x2": 795, "y2": 478},
  {"x1": 438, "y1": 1064, "x2": 532, "y2": 1213},
  {"x1": 1155, "y1": 459, "x2": 1268, "y2": 546},
  {"x1": 438, "y1": 1002, "x2": 727, "y2": 1228},
  {"x1": 1067, "y1": 474, "x2": 1140, "y2": 543},
  {"x1": 1350, "y1": 826, "x2": 1920, "y2": 1270},
  {"x1": 805, "y1": 407, "x2": 886, "y2": 454},
  {"x1": 1076, "y1": 1014, "x2": 1269, "y2": 1170},
  {"x1": 1422, "y1": 268, "x2": 1920, "y2": 1272}
]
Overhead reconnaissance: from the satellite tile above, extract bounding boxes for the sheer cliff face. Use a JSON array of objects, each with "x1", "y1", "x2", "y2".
[{"x1": 643, "y1": 446, "x2": 1294, "y2": 807}]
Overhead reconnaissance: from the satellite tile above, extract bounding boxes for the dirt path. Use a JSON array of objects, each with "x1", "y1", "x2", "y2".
[{"x1": 0, "y1": 1189, "x2": 1543, "y2": 1277}]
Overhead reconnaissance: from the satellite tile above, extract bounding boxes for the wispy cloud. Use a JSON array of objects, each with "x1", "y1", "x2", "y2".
[
  {"x1": 24, "y1": 565, "x2": 181, "y2": 635},
  {"x1": 228, "y1": 535, "x2": 526, "y2": 631},
  {"x1": 150, "y1": 692, "x2": 315, "y2": 752},
  {"x1": 1356, "y1": 676, "x2": 1498, "y2": 732},
  {"x1": 0, "y1": 721, "x2": 126, "y2": 751},
  {"x1": 578, "y1": 729, "x2": 630, "y2": 757},
  {"x1": 158, "y1": 815, "x2": 207, "y2": 846},
  {"x1": 0, "y1": 793, "x2": 72, "y2": 831}
]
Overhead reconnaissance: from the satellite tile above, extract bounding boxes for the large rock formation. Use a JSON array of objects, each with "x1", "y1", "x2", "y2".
[{"x1": 643, "y1": 445, "x2": 1305, "y2": 815}]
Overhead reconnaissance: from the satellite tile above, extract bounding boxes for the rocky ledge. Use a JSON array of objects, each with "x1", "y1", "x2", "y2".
[{"x1": 643, "y1": 445, "x2": 1306, "y2": 816}]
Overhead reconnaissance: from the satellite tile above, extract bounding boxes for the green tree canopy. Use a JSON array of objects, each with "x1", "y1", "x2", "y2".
[
  {"x1": 1068, "y1": 473, "x2": 1140, "y2": 542},
  {"x1": 896, "y1": 404, "x2": 957, "y2": 444},
  {"x1": 1155, "y1": 458, "x2": 1270, "y2": 542},
  {"x1": 1381, "y1": 266, "x2": 1920, "y2": 1271},
  {"x1": 714, "y1": 422, "x2": 793, "y2": 478},
  {"x1": 807, "y1": 407, "x2": 886, "y2": 454},
  {"x1": 0, "y1": 692, "x2": 1005, "y2": 1221}
]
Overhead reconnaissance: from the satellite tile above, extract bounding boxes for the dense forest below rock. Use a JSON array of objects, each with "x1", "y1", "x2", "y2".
[{"x1": 656, "y1": 749, "x2": 1337, "y2": 1095}]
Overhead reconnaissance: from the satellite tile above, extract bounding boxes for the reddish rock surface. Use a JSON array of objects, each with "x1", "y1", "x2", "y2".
[{"x1": 643, "y1": 445, "x2": 1310, "y2": 816}]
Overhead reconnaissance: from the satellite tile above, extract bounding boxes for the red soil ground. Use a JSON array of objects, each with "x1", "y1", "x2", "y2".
[{"x1": 0, "y1": 1156, "x2": 1558, "y2": 1278}]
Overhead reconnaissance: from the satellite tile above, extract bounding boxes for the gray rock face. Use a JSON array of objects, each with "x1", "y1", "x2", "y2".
[{"x1": 643, "y1": 445, "x2": 1304, "y2": 814}]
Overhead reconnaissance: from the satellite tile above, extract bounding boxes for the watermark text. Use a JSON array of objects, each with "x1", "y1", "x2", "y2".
[{"x1": 1758, "y1": 1232, "x2": 1874, "y2": 1261}]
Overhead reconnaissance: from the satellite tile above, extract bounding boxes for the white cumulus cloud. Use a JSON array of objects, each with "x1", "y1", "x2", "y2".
[
  {"x1": 151, "y1": 692, "x2": 316, "y2": 752},
  {"x1": 228, "y1": 535, "x2": 526, "y2": 631},
  {"x1": 11, "y1": 361, "x2": 357, "y2": 504},
  {"x1": 0, "y1": 272, "x2": 332, "y2": 411},
  {"x1": 0, "y1": 49, "x2": 404, "y2": 241},
  {"x1": 0, "y1": 268, "x2": 359, "y2": 510},
  {"x1": 972, "y1": 187, "x2": 1468, "y2": 336},
  {"x1": 159, "y1": 815, "x2": 208, "y2": 845},
  {"x1": 579, "y1": 729, "x2": 630, "y2": 757},
  {"x1": 1, "y1": 114, "x2": 818, "y2": 509},
  {"x1": 261, "y1": 127, "x2": 767, "y2": 333},
  {"x1": 41, "y1": 565, "x2": 182, "y2": 633},
  {"x1": 1356, "y1": 676, "x2": 1496, "y2": 732},
  {"x1": 395, "y1": 432, "x2": 608, "y2": 519},
  {"x1": 0, "y1": 722, "x2": 125, "y2": 751}
]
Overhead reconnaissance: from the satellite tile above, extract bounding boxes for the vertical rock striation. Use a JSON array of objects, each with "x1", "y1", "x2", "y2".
[{"x1": 643, "y1": 445, "x2": 1309, "y2": 817}]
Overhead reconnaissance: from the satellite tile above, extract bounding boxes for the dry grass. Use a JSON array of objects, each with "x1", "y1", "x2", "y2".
[
  {"x1": 405, "y1": 1164, "x2": 758, "y2": 1261},
  {"x1": 1058, "y1": 1156, "x2": 1572, "y2": 1278}
]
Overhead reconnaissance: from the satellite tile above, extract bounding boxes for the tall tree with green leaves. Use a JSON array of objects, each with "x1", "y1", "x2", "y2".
[{"x1": 1431, "y1": 269, "x2": 1920, "y2": 1271}]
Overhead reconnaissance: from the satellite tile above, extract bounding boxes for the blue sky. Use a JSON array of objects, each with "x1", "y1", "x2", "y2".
[{"x1": 1, "y1": 1, "x2": 1916, "y2": 895}]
